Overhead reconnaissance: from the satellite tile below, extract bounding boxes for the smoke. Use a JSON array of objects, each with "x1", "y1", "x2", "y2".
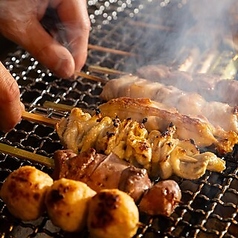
[{"x1": 123, "y1": 0, "x2": 237, "y2": 72}]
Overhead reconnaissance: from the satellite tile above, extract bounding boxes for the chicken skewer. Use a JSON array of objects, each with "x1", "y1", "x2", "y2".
[
  {"x1": 0, "y1": 145, "x2": 182, "y2": 218},
  {"x1": 98, "y1": 97, "x2": 238, "y2": 153},
  {"x1": 37, "y1": 98, "x2": 238, "y2": 154},
  {"x1": 136, "y1": 64, "x2": 238, "y2": 106},
  {"x1": 0, "y1": 165, "x2": 140, "y2": 237},
  {"x1": 100, "y1": 75, "x2": 238, "y2": 134},
  {"x1": 20, "y1": 100, "x2": 228, "y2": 180},
  {"x1": 87, "y1": 63, "x2": 238, "y2": 107},
  {"x1": 56, "y1": 106, "x2": 226, "y2": 180},
  {"x1": 20, "y1": 100, "x2": 228, "y2": 179},
  {"x1": 52, "y1": 148, "x2": 182, "y2": 217}
]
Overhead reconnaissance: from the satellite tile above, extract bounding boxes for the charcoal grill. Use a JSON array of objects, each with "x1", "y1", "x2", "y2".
[{"x1": 0, "y1": 0, "x2": 238, "y2": 237}]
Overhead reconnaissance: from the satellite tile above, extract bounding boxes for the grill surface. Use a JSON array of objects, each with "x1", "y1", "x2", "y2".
[{"x1": 0, "y1": 1, "x2": 238, "y2": 237}]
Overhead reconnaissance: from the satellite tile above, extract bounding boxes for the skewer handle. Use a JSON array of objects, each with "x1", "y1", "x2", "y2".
[
  {"x1": 0, "y1": 142, "x2": 54, "y2": 168},
  {"x1": 22, "y1": 111, "x2": 58, "y2": 126}
]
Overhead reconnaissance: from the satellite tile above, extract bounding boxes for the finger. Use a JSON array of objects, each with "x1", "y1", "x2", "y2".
[
  {"x1": 0, "y1": 0, "x2": 75, "y2": 78},
  {"x1": 52, "y1": 0, "x2": 90, "y2": 72},
  {"x1": 23, "y1": 19, "x2": 77, "y2": 78},
  {"x1": 0, "y1": 62, "x2": 23, "y2": 132},
  {"x1": 1, "y1": 16, "x2": 76, "y2": 79}
]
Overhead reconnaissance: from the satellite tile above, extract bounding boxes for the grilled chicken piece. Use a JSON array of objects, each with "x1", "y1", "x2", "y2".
[
  {"x1": 87, "y1": 189, "x2": 139, "y2": 238},
  {"x1": 137, "y1": 64, "x2": 238, "y2": 106},
  {"x1": 139, "y1": 180, "x2": 181, "y2": 216},
  {"x1": 98, "y1": 97, "x2": 238, "y2": 154},
  {"x1": 53, "y1": 148, "x2": 181, "y2": 216},
  {"x1": 215, "y1": 79, "x2": 238, "y2": 106},
  {"x1": 99, "y1": 97, "x2": 216, "y2": 147},
  {"x1": 53, "y1": 148, "x2": 152, "y2": 202},
  {"x1": 45, "y1": 178, "x2": 96, "y2": 232},
  {"x1": 100, "y1": 75, "x2": 238, "y2": 133},
  {"x1": 2, "y1": 166, "x2": 140, "y2": 234},
  {"x1": 55, "y1": 108, "x2": 226, "y2": 179},
  {"x1": 0, "y1": 166, "x2": 53, "y2": 221}
]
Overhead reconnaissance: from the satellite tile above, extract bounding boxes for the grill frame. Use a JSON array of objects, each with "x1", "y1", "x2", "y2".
[{"x1": 0, "y1": 1, "x2": 238, "y2": 237}]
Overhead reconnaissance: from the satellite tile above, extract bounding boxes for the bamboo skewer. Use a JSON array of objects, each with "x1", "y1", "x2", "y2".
[
  {"x1": 0, "y1": 142, "x2": 54, "y2": 168},
  {"x1": 74, "y1": 71, "x2": 108, "y2": 84},
  {"x1": 88, "y1": 65, "x2": 129, "y2": 76},
  {"x1": 43, "y1": 101, "x2": 73, "y2": 112},
  {"x1": 128, "y1": 20, "x2": 173, "y2": 31},
  {"x1": 43, "y1": 101, "x2": 94, "y2": 115},
  {"x1": 22, "y1": 111, "x2": 57, "y2": 126},
  {"x1": 88, "y1": 44, "x2": 137, "y2": 57}
]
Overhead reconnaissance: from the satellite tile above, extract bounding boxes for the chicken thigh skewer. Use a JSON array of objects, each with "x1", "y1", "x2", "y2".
[
  {"x1": 100, "y1": 75, "x2": 238, "y2": 134},
  {"x1": 137, "y1": 64, "x2": 238, "y2": 106},
  {"x1": 98, "y1": 97, "x2": 238, "y2": 154}
]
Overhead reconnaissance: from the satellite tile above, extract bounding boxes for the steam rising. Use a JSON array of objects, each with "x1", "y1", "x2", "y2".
[{"x1": 123, "y1": 0, "x2": 237, "y2": 72}]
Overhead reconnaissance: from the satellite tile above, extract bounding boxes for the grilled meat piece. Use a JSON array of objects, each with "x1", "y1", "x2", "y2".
[
  {"x1": 99, "y1": 97, "x2": 213, "y2": 147},
  {"x1": 100, "y1": 75, "x2": 238, "y2": 133},
  {"x1": 53, "y1": 148, "x2": 181, "y2": 216},
  {"x1": 119, "y1": 166, "x2": 152, "y2": 202},
  {"x1": 53, "y1": 148, "x2": 152, "y2": 202},
  {"x1": 0, "y1": 166, "x2": 53, "y2": 221},
  {"x1": 2, "y1": 167, "x2": 139, "y2": 234},
  {"x1": 98, "y1": 97, "x2": 238, "y2": 154},
  {"x1": 87, "y1": 189, "x2": 139, "y2": 238},
  {"x1": 55, "y1": 106, "x2": 226, "y2": 179},
  {"x1": 45, "y1": 178, "x2": 96, "y2": 232},
  {"x1": 139, "y1": 180, "x2": 181, "y2": 216},
  {"x1": 137, "y1": 64, "x2": 238, "y2": 106}
]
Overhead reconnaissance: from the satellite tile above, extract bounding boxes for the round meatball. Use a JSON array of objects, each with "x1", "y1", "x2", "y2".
[
  {"x1": 87, "y1": 189, "x2": 139, "y2": 238},
  {"x1": 45, "y1": 178, "x2": 96, "y2": 232},
  {"x1": 0, "y1": 165, "x2": 53, "y2": 221}
]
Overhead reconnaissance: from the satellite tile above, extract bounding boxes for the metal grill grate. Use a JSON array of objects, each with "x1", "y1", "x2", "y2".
[{"x1": 0, "y1": 0, "x2": 238, "y2": 237}]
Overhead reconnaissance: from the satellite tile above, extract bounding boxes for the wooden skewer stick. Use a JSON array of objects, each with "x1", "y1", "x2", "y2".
[
  {"x1": 22, "y1": 111, "x2": 58, "y2": 126},
  {"x1": 88, "y1": 65, "x2": 129, "y2": 76},
  {"x1": 43, "y1": 101, "x2": 73, "y2": 112},
  {"x1": 88, "y1": 44, "x2": 137, "y2": 57},
  {"x1": 128, "y1": 20, "x2": 173, "y2": 31},
  {"x1": 0, "y1": 142, "x2": 54, "y2": 168},
  {"x1": 74, "y1": 71, "x2": 108, "y2": 84},
  {"x1": 43, "y1": 101, "x2": 94, "y2": 115}
]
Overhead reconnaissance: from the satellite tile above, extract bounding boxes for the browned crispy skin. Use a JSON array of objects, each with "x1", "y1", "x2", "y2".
[
  {"x1": 100, "y1": 75, "x2": 238, "y2": 134},
  {"x1": 53, "y1": 148, "x2": 181, "y2": 216},
  {"x1": 99, "y1": 97, "x2": 216, "y2": 147}
]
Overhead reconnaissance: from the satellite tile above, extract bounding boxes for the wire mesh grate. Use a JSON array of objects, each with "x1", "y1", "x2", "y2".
[{"x1": 0, "y1": 0, "x2": 237, "y2": 237}]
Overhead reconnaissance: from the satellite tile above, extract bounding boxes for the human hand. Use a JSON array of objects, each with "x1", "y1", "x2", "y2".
[
  {"x1": 0, "y1": 0, "x2": 90, "y2": 79},
  {"x1": 0, "y1": 62, "x2": 24, "y2": 132}
]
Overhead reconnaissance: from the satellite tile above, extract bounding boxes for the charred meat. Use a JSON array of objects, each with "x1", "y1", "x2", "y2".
[
  {"x1": 100, "y1": 74, "x2": 238, "y2": 133},
  {"x1": 53, "y1": 148, "x2": 182, "y2": 216},
  {"x1": 55, "y1": 108, "x2": 226, "y2": 180}
]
